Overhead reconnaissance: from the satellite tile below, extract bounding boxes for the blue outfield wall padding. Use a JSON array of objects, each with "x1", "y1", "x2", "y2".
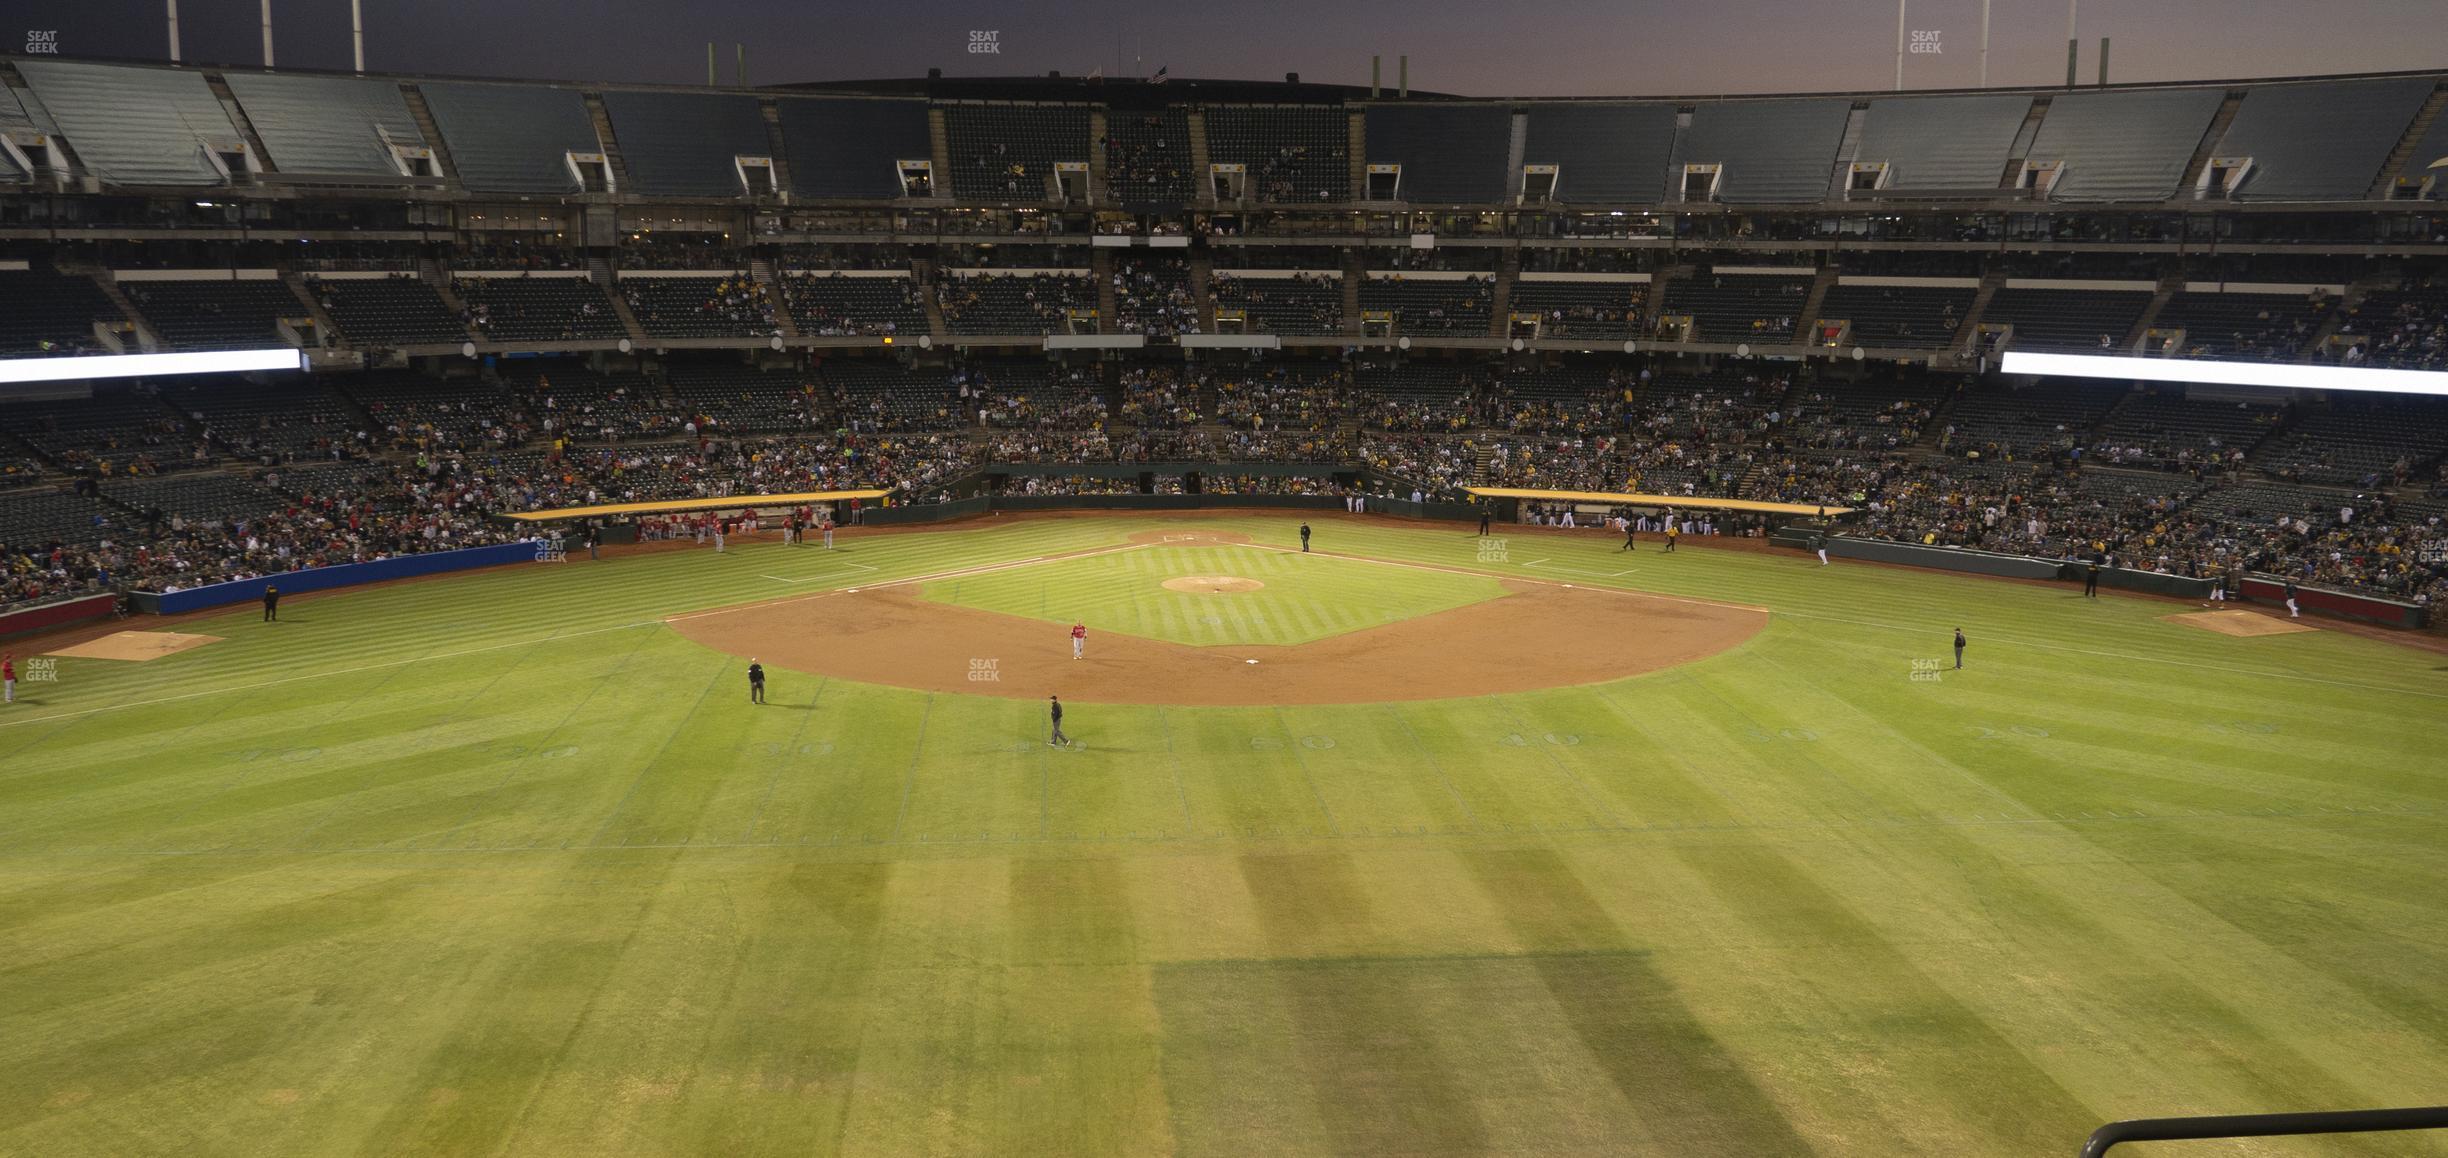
[{"x1": 149, "y1": 540, "x2": 546, "y2": 615}]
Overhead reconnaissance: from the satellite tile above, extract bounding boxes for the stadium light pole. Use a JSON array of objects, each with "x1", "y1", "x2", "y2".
[
  {"x1": 260, "y1": 0, "x2": 274, "y2": 68},
  {"x1": 1979, "y1": 0, "x2": 1990, "y2": 87},
  {"x1": 166, "y1": 0, "x2": 180, "y2": 62},
  {"x1": 351, "y1": 0, "x2": 365, "y2": 73},
  {"x1": 1893, "y1": 0, "x2": 1906, "y2": 91}
]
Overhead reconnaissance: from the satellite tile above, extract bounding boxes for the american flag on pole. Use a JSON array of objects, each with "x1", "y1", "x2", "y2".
[{"x1": 1150, "y1": 64, "x2": 1168, "y2": 84}]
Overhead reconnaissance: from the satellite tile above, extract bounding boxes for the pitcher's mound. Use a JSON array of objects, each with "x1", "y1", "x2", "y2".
[
  {"x1": 48, "y1": 631, "x2": 223, "y2": 661},
  {"x1": 1163, "y1": 575, "x2": 1264, "y2": 594},
  {"x1": 2166, "y1": 609, "x2": 2314, "y2": 637}
]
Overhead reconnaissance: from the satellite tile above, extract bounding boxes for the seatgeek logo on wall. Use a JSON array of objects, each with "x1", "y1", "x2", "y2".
[
  {"x1": 968, "y1": 30, "x2": 1000, "y2": 54},
  {"x1": 24, "y1": 30, "x2": 59, "y2": 54}
]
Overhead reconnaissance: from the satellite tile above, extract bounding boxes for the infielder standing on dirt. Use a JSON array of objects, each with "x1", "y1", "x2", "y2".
[{"x1": 1071, "y1": 620, "x2": 1086, "y2": 660}]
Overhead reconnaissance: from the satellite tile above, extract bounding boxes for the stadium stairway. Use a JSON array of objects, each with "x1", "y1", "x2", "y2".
[
  {"x1": 582, "y1": 93, "x2": 632, "y2": 189},
  {"x1": 204, "y1": 74, "x2": 279, "y2": 178},
  {"x1": 759, "y1": 101, "x2": 794, "y2": 193},
  {"x1": 1797, "y1": 267, "x2": 1840, "y2": 347},
  {"x1": 1087, "y1": 109, "x2": 1108, "y2": 199},
  {"x1": 1185, "y1": 109, "x2": 1212, "y2": 206},
  {"x1": 590, "y1": 257, "x2": 652, "y2": 347},
  {"x1": 1957, "y1": 268, "x2": 2008, "y2": 356},
  {"x1": 417, "y1": 256, "x2": 473, "y2": 328},
  {"x1": 2125, "y1": 273, "x2": 2185, "y2": 351},
  {"x1": 398, "y1": 85, "x2": 463, "y2": 185},
  {"x1": 1188, "y1": 249, "x2": 1214, "y2": 326},
  {"x1": 2372, "y1": 83, "x2": 2448, "y2": 199},
  {"x1": 1092, "y1": 248, "x2": 1118, "y2": 333},
  {"x1": 1487, "y1": 250, "x2": 1517, "y2": 338},
  {"x1": 926, "y1": 108, "x2": 953, "y2": 188},
  {"x1": 1346, "y1": 110, "x2": 1368, "y2": 201},
  {"x1": 913, "y1": 256, "x2": 950, "y2": 344},
  {"x1": 279, "y1": 272, "x2": 343, "y2": 347},
  {"x1": 1340, "y1": 249, "x2": 1365, "y2": 334},
  {"x1": 2296, "y1": 280, "x2": 2376, "y2": 361},
  {"x1": 2176, "y1": 90, "x2": 2249, "y2": 195},
  {"x1": 751, "y1": 257, "x2": 802, "y2": 341},
  {"x1": 67, "y1": 264, "x2": 161, "y2": 352}
]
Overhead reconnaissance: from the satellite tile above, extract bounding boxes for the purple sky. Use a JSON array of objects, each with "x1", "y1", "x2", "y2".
[{"x1": 12, "y1": 0, "x2": 2448, "y2": 94}]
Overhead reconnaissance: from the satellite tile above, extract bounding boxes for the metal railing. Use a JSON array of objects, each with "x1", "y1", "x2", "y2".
[{"x1": 2082, "y1": 1105, "x2": 2448, "y2": 1156}]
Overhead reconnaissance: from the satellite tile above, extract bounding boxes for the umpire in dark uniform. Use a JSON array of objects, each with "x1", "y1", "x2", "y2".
[
  {"x1": 1049, "y1": 694, "x2": 1068, "y2": 745},
  {"x1": 1298, "y1": 523, "x2": 1311, "y2": 552},
  {"x1": 1477, "y1": 508, "x2": 1492, "y2": 536},
  {"x1": 1953, "y1": 627, "x2": 1966, "y2": 669},
  {"x1": 2083, "y1": 556, "x2": 2102, "y2": 599},
  {"x1": 262, "y1": 583, "x2": 280, "y2": 622},
  {"x1": 747, "y1": 658, "x2": 766, "y2": 704}
]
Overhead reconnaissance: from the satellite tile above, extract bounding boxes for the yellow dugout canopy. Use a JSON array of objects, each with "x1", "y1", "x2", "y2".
[
  {"x1": 501, "y1": 489, "x2": 893, "y2": 522},
  {"x1": 1464, "y1": 487, "x2": 1854, "y2": 518}
]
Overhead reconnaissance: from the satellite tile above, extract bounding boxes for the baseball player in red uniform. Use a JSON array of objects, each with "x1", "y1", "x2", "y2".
[
  {"x1": 1070, "y1": 620, "x2": 1086, "y2": 660},
  {"x1": 2, "y1": 652, "x2": 13, "y2": 704}
]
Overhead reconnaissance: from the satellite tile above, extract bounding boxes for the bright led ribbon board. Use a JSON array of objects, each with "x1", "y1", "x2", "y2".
[
  {"x1": 0, "y1": 348, "x2": 305, "y2": 385},
  {"x1": 2000, "y1": 351, "x2": 2448, "y2": 398}
]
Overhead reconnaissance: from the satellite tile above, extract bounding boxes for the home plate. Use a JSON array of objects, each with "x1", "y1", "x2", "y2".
[{"x1": 48, "y1": 631, "x2": 223, "y2": 661}]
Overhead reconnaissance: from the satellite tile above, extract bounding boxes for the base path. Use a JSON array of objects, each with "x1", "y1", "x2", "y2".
[{"x1": 670, "y1": 578, "x2": 1765, "y2": 706}]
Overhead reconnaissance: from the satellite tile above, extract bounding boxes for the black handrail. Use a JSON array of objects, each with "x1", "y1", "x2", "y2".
[{"x1": 2082, "y1": 1105, "x2": 2448, "y2": 1156}]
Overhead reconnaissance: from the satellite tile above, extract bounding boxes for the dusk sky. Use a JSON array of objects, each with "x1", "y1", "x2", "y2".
[{"x1": 5, "y1": 0, "x2": 2446, "y2": 95}]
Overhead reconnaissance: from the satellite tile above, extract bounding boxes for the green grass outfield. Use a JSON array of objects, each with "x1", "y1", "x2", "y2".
[
  {"x1": 3, "y1": 513, "x2": 2446, "y2": 1156},
  {"x1": 920, "y1": 541, "x2": 1505, "y2": 646}
]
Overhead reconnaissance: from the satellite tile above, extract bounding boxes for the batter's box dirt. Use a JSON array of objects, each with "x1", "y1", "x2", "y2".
[
  {"x1": 670, "y1": 579, "x2": 1764, "y2": 706},
  {"x1": 47, "y1": 631, "x2": 223, "y2": 661},
  {"x1": 2166, "y1": 610, "x2": 2316, "y2": 637}
]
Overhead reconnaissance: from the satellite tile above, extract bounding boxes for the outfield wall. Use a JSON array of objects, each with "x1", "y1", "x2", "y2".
[
  {"x1": 859, "y1": 494, "x2": 1482, "y2": 526},
  {"x1": 134, "y1": 540, "x2": 548, "y2": 615},
  {"x1": 2240, "y1": 575, "x2": 2427, "y2": 629},
  {"x1": 0, "y1": 592, "x2": 120, "y2": 638}
]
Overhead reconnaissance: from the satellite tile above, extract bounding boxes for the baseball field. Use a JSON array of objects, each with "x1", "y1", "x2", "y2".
[{"x1": 2, "y1": 512, "x2": 2445, "y2": 1156}]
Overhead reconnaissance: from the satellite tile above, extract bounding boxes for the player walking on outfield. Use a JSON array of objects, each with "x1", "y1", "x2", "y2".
[
  {"x1": 748, "y1": 658, "x2": 766, "y2": 704},
  {"x1": 821, "y1": 512, "x2": 835, "y2": 550},
  {"x1": 1810, "y1": 532, "x2": 1830, "y2": 566},
  {"x1": 1664, "y1": 523, "x2": 1679, "y2": 553},
  {"x1": 262, "y1": 584, "x2": 280, "y2": 622},
  {"x1": 1299, "y1": 522, "x2": 1311, "y2": 552},
  {"x1": 2, "y1": 652, "x2": 13, "y2": 704},
  {"x1": 1953, "y1": 627, "x2": 1966, "y2": 670},
  {"x1": 714, "y1": 520, "x2": 727, "y2": 553},
  {"x1": 1049, "y1": 694, "x2": 1068, "y2": 746},
  {"x1": 1620, "y1": 520, "x2": 1636, "y2": 551},
  {"x1": 1071, "y1": 620, "x2": 1087, "y2": 659},
  {"x1": 2284, "y1": 579, "x2": 2301, "y2": 618}
]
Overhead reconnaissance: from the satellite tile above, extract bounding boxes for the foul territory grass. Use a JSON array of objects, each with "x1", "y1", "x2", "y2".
[
  {"x1": 920, "y1": 541, "x2": 1507, "y2": 646},
  {"x1": 1, "y1": 514, "x2": 2446, "y2": 1156}
]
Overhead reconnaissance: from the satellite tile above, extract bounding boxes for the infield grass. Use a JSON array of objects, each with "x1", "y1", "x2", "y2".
[
  {"x1": 920, "y1": 540, "x2": 1507, "y2": 646},
  {"x1": 2, "y1": 514, "x2": 2446, "y2": 1156}
]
